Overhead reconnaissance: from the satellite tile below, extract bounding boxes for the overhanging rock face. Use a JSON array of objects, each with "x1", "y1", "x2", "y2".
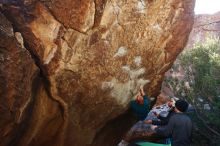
[{"x1": 0, "y1": 0, "x2": 195, "y2": 146}]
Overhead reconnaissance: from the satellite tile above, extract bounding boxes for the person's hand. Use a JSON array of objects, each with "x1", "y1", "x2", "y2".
[
  {"x1": 139, "y1": 86, "x2": 145, "y2": 96},
  {"x1": 144, "y1": 120, "x2": 152, "y2": 124},
  {"x1": 151, "y1": 125, "x2": 158, "y2": 130},
  {"x1": 153, "y1": 111, "x2": 159, "y2": 117},
  {"x1": 135, "y1": 93, "x2": 141, "y2": 100},
  {"x1": 168, "y1": 98, "x2": 175, "y2": 107},
  {"x1": 136, "y1": 94, "x2": 144, "y2": 104}
]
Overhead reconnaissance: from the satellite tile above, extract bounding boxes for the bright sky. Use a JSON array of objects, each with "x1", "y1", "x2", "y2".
[{"x1": 195, "y1": 0, "x2": 220, "y2": 14}]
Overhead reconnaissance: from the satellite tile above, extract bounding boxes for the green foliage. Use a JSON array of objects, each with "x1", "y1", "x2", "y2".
[
  {"x1": 180, "y1": 38, "x2": 220, "y2": 97},
  {"x1": 207, "y1": 98, "x2": 220, "y2": 128},
  {"x1": 164, "y1": 38, "x2": 220, "y2": 145}
]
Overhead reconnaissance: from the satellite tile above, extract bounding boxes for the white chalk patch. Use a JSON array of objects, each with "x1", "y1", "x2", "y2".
[
  {"x1": 102, "y1": 66, "x2": 151, "y2": 105},
  {"x1": 130, "y1": 68, "x2": 145, "y2": 79},
  {"x1": 131, "y1": 79, "x2": 150, "y2": 97},
  {"x1": 153, "y1": 24, "x2": 162, "y2": 32},
  {"x1": 114, "y1": 46, "x2": 127, "y2": 57},
  {"x1": 122, "y1": 66, "x2": 145, "y2": 79},
  {"x1": 109, "y1": 77, "x2": 150, "y2": 105},
  {"x1": 44, "y1": 46, "x2": 57, "y2": 64},
  {"x1": 137, "y1": 0, "x2": 146, "y2": 13},
  {"x1": 137, "y1": 79, "x2": 150, "y2": 86},
  {"x1": 122, "y1": 65, "x2": 131, "y2": 73},
  {"x1": 101, "y1": 82, "x2": 114, "y2": 90},
  {"x1": 134, "y1": 56, "x2": 142, "y2": 66}
]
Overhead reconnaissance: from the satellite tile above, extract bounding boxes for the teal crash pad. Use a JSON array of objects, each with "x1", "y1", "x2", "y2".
[{"x1": 136, "y1": 142, "x2": 171, "y2": 146}]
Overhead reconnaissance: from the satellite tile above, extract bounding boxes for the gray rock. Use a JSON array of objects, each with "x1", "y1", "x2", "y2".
[
  {"x1": 203, "y1": 104, "x2": 211, "y2": 110},
  {"x1": 198, "y1": 98, "x2": 204, "y2": 102}
]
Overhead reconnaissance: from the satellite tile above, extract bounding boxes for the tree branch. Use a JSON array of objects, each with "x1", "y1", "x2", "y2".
[
  {"x1": 195, "y1": 20, "x2": 220, "y2": 28},
  {"x1": 191, "y1": 100, "x2": 220, "y2": 137},
  {"x1": 202, "y1": 28, "x2": 220, "y2": 32}
]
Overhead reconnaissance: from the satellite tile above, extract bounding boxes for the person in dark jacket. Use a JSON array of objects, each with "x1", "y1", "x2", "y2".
[{"x1": 152, "y1": 100, "x2": 192, "y2": 146}]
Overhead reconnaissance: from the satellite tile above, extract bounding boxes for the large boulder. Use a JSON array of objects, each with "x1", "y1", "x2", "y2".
[
  {"x1": 0, "y1": 0, "x2": 195, "y2": 145},
  {"x1": 0, "y1": 12, "x2": 39, "y2": 146}
]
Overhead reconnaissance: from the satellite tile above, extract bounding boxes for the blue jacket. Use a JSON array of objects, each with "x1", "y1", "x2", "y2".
[{"x1": 130, "y1": 95, "x2": 149, "y2": 120}]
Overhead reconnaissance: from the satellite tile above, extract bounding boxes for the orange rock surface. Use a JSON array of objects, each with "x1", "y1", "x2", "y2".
[{"x1": 0, "y1": 0, "x2": 195, "y2": 145}]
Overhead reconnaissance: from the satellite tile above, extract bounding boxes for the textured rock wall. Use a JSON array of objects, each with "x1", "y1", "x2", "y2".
[
  {"x1": 0, "y1": 0, "x2": 195, "y2": 146},
  {"x1": 186, "y1": 11, "x2": 220, "y2": 49},
  {"x1": 0, "y1": 12, "x2": 38, "y2": 146}
]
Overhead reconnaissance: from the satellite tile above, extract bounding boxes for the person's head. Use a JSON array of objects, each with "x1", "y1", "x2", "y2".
[
  {"x1": 167, "y1": 98, "x2": 175, "y2": 108},
  {"x1": 175, "y1": 99, "x2": 189, "y2": 113},
  {"x1": 155, "y1": 92, "x2": 169, "y2": 105}
]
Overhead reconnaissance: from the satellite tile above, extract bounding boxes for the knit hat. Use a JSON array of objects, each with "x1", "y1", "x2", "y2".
[{"x1": 175, "y1": 99, "x2": 189, "y2": 112}]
